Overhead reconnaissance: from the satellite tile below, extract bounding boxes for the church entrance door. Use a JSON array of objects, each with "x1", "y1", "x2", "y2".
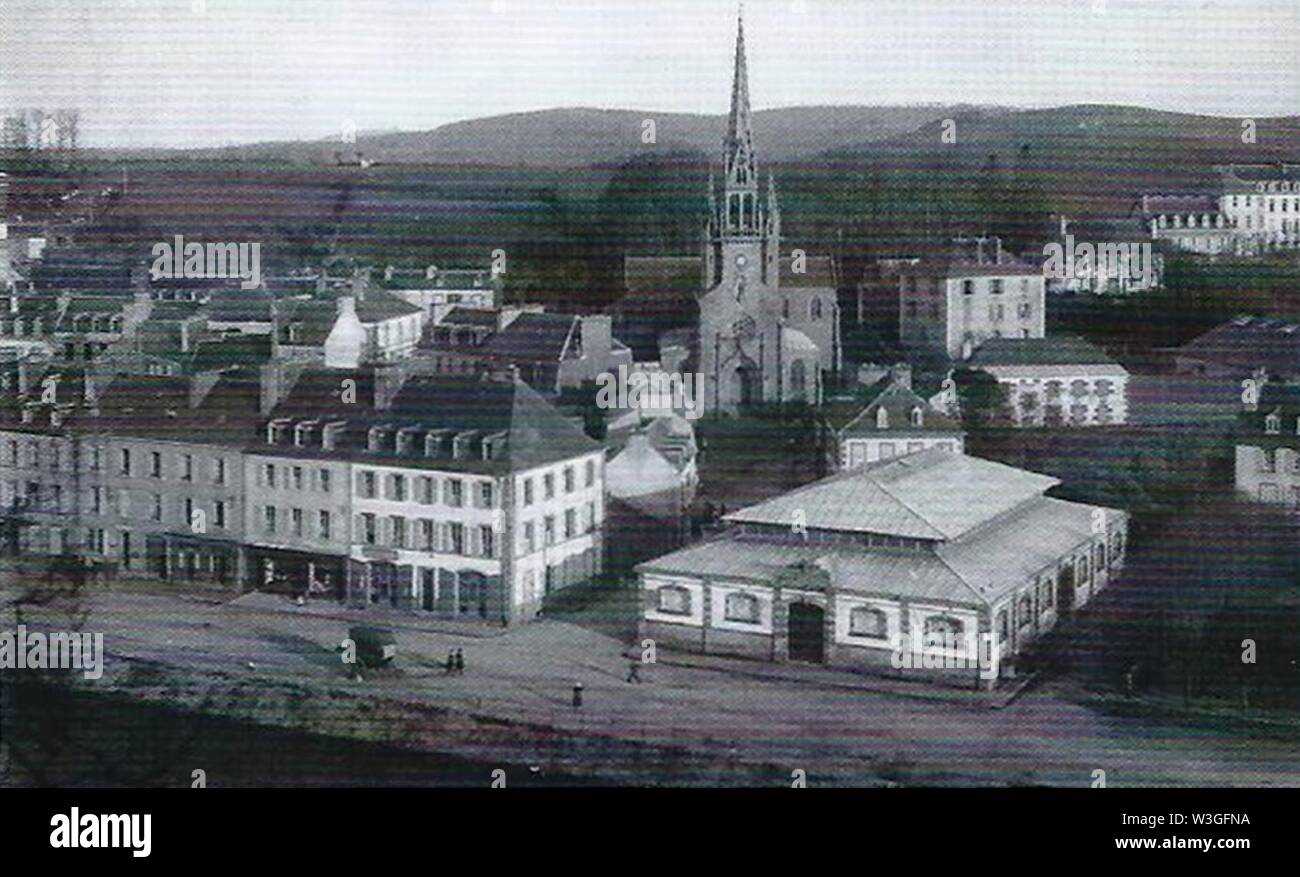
[{"x1": 732, "y1": 366, "x2": 758, "y2": 408}]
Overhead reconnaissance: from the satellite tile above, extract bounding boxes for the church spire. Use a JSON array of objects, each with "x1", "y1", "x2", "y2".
[
  {"x1": 718, "y1": 5, "x2": 760, "y2": 238},
  {"x1": 726, "y1": 5, "x2": 754, "y2": 167}
]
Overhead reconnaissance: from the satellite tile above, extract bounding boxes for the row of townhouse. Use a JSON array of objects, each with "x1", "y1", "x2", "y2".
[{"x1": 0, "y1": 365, "x2": 607, "y2": 626}]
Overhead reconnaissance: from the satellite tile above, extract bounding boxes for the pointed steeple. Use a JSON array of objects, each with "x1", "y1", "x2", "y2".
[{"x1": 725, "y1": 5, "x2": 754, "y2": 165}]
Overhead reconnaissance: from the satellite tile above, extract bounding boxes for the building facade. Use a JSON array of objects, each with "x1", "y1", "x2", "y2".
[
  {"x1": 898, "y1": 239, "x2": 1046, "y2": 361},
  {"x1": 966, "y1": 336, "x2": 1130, "y2": 427},
  {"x1": 638, "y1": 450, "x2": 1127, "y2": 688}
]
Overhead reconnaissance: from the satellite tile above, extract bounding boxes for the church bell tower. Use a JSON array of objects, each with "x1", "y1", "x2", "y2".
[{"x1": 705, "y1": 8, "x2": 780, "y2": 292}]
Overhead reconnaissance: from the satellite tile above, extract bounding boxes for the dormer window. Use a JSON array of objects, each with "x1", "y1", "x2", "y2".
[
  {"x1": 1266, "y1": 413, "x2": 1281, "y2": 434},
  {"x1": 910, "y1": 407, "x2": 923, "y2": 427},
  {"x1": 876, "y1": 408, "x2": 889, "y2": 429}
]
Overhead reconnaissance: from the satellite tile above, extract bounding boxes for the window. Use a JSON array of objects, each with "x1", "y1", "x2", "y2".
[
  {"x1": 319, "y1": 511, "x2": 331, "y2": 540},
  {"x1": 292, "y1": 508, "x2": 304, "y2": 537},
  {"x1": 90, "y1": 446, "x2": 102, "y2": 471},
  {"x1": 585, "y1": 460, "x2": 595, "y2": 488},
  {"x1": 990, "y1": 279, "x2": 1004, "y2": 295},
  {"x1": 359, "y1": 471, "x2": 376, "y2": 498},
  {"x1": 721, "y1": 591, "x2": 760, "y2": 624},
  {"x1": 924, "y1": 614, "x2": 963, "y2": 640},
  {"x1": 479, "y1": 482, "x2": 494, "y2": 508},
  {"x1": 292, "y1": 466, "x2": 304, "y2": 490},
  {"x1": 319, "y1": 469, "x2": 331, "y2": 493},
  {"x1": 1018, "y1": 594, "x2": 1034, "y2": 628},
  {"x1": 1042, "y1": 576, "x2": 1055, "y2": 609},
  {"x1": 419, "y1": 476, "x2": 434, "y2": 504},
  {"x1": 390, "y1": 516, "x2": 406, "y2": 548},
  {"x1": 810, "y1": 297, "x2": 823, "y2": 320},
  {"x1": 420, "y1": 519, "x2": 435, "y2": 551},
  {"x1": 523, "y1": 522, "x2": 535, "y2": 553},
  {"x1": 151, "y1": 494, "x2": 163, "y2": 522},
  {"x1": 909, "y1": 407, "x2": 923, "y2": 427},
  {"x1": 962, "y1": 279, "x2": 975, "y2": 296},
  {"x1": 264, "y1": 506, "x2": 277, "y2": 534},
  {"x1": 215, "y1": 458, "x2": 227, "y2": 485},
  {"x1": 447, "y1": 479, "x2": 463, "y2": 507},
  {"x1": 119, "y1": 448, "x2": 132, "y2": 476},
  {"x1": 480, "y1": 526, "x2": 495, "y2": 558},
  {"x1": 997, "y1": 610, "x2": 1009, "y2": 643},
  {"x1": 214, "y1": 501, "x2": 226, "y2": 529},
  {"x1": 1266, "y1": 413, "x2": 1281, "y2": 434},
  {"x1": 182, "y1": 455, "x2": 194, "y2": 482},
  {"x1": 389, "y1": 474, "x2": 406, "y2": 501},
  {"x1": 265, "y1": 464, "x2": 277, "y2": 488},
  {"x1": 361, "y1": 513, "x2": 376, "y2": 545},
  {"x1": 543, "y1": 473, "x2": 555, "y2": 500},
  {"x1": 448, "y1": 523, "x2": 465, "y2": 554},
  {"x1": 657, "y1": 585, "x2": 692, "y2": 615},
  {"x1": 849, "y1": 606, "x2": 888, "y2": 639},
  {"x1": 564, "y1": 508, "x2": 576, "y2": 539},
  {"x1": 876, "y1": 408, "x2": 889, "y2": 429},
  {"x1": 523, "y1": 478, "x2": 534, "y2": 506},
  {"x1": 544, "y1": 516, "x2": 556, "y2": 546},
  {"x1": 150, "y1": 451, "x2": 162, "y2": 478},
  {"x1": 564, "y1": 467, "x2": 575, "y2": 493}
]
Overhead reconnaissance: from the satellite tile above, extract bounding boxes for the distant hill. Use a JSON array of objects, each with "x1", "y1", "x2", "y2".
[
  {"x1": 88, "y1": 105, "x2": 1002, "y2": 168},
  {"x1": 826, "y1": 104, "x2": 1300, "y2": 216}
]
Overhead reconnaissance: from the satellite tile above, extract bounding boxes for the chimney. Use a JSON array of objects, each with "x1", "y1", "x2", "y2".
[{"x1": 579, "y1": 315, "x2": 612, "y2": 364}]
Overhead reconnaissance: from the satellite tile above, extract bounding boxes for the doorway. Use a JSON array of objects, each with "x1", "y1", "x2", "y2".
[{"x1": 787, "y1": 602, "x2": 825, "y2": 663}]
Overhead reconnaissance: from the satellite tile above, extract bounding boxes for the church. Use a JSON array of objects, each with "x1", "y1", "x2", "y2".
[{"x1": 617, "y1": 13, "x2": 842, "y2": 416}]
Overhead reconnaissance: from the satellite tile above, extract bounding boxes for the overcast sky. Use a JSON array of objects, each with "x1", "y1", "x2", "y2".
[{"x1": 1, "y1": 0, "x2": 1296, "y2": 148}]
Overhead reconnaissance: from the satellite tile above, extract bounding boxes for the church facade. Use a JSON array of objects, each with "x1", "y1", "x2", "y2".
[{"x1": 621, "y1": 14, "x2": 841, "y2": 416}]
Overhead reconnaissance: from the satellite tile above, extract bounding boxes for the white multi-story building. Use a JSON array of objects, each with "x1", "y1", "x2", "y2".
[
  {"x1": 898, "y1": 238, "x2": 1046, "y2": 361},
  {"x1": 1140, "y1": 164, "x2": 1300, "y2": 256},
  {"x1": 966, "y1": 335, "x2": 1130, "y2": 427}
]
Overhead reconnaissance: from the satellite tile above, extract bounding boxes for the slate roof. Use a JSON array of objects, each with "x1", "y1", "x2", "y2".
[
  {"x1": 1176, "y1": 316, "x2": 1300, "y2": 377},
  {"x1": 967, "y1": 335, "x2": 1125, "y2": 370},
  {"x1": 481, "y1": 312, "x2": 575, "y2": 363},
  {"x1": 261, "y1": 369, "x2": 600, "y2": 474},
  {"x1": 839, "y1": 380, "x2": 963, "y2": 439},
  {"x1": 723, "y1": 448, "x2": 1060, "y2": 541},
  {"x1": 640, "y1": 490, "x2": 1122, "y2": 607}
]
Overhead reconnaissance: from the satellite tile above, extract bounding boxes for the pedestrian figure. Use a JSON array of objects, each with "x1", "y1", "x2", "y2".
[
  {"x1": 454, "y1": 648, "x2": 464, "y2": 675},
  {"x1": 444, "y1": 650, "x2": 455, "y2": 675},
  {"x1": 572, "y1": 682, "x2": 583, "y2": 709},
  {"x1": 626, "y1": 661, "x2": 641, "y2": 684}
]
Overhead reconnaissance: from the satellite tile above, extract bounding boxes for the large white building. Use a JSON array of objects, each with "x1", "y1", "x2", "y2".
[
  {"x1": 1140, "y1": 164, "x2": 1300, "y2": 256},
  {"x1": 638, "y1": 449, "x2": 1127, "y2": 688},
  {"x1": 966, "y1": 335, "x2": 1130, "y2": 427}
]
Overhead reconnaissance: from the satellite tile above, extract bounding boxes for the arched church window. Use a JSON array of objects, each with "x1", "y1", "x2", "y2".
[
  {"x1": 724, "y1": 592, "x2": 760, "y2": 624},
  {"x1": 910, "y1": 407, "x2": 923, "y2": 427},
  {"x1": 789, "y1": 360, "x2": 807, "y2": 399}
]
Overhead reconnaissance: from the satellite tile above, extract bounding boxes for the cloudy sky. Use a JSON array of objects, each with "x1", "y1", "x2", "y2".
[{"x1": 1, "y1": 0, "x2": 1296, "y2": 148}]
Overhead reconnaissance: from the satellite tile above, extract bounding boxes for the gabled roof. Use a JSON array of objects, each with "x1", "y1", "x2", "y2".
[
  {"x1": 481, "y1": 312, "x2": 575, "y2": 363},
  {"x1": 724, "y1": 448, "x2": 1059, "y2": 541},
  {"x1": 1176, "y1": 316, "x2": 1300, "y2": 377},
  {"x1": 840, "y1": 381, "x2": 962, "y2": 438}
]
